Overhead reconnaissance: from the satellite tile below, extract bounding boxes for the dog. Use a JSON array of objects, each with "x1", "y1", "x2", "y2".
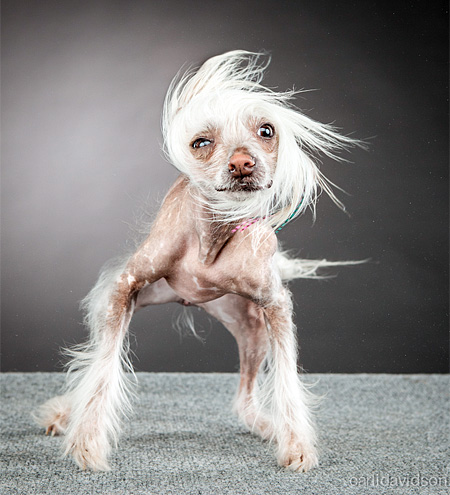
[{"x1": 36, "y1": 50, "x2": 358, "y2": 472}]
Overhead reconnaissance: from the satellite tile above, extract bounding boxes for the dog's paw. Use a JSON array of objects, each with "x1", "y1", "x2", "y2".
[
  {"x1": 34, "y1": 395, "x2": 71, "y2": 436},
  {"x1": 277, "y1": 442, "x2": 318, "y2": 472},
  {"x1": 64, "y1": 432, "x2": 111, "y2": 471}
]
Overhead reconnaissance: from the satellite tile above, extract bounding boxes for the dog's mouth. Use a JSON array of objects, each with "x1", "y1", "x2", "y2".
[{"x1": 216, "y1": 179, "x2": 273, "y2": 193}]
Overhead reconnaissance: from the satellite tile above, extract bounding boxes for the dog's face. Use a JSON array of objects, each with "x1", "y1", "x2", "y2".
[
  {"x1": 187, "y1": 113, "x2": 278, "y2": 197},
  {"x1": 164, "y1": 91, "x2": 281, "y2": 200}
]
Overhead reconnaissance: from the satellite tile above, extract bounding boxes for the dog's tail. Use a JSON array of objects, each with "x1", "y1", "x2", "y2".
[{"x1": 274, "y1": 250, "x2": 365, "y2": 281}]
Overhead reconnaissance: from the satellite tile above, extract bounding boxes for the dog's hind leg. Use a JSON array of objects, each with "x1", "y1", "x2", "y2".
[{"x1": 200, "y1": 295, "x2": 273, "y2": 439}]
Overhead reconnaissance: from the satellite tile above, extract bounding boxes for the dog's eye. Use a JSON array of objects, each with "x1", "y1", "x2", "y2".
[
  {"x1": 192, "y1": 138, "x2": 212, "y2": 149},
  {"x1": 257, "y1": 124, "x2": 274, "y2": 139}
]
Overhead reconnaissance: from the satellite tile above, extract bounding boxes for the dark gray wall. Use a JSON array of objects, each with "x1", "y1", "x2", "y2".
[{"x1": 2, "y1": 1, "x2": 448, "y2": 373}]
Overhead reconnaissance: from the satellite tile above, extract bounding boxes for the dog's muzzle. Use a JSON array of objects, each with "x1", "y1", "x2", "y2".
[{"x1": 213, "y1": 152, "x2": 271, "y2": 192}]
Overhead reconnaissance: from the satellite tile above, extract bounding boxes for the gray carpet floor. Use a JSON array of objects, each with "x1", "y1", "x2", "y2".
[{"x1": 1, "y1": 373, "x2": 449, "y2": 495}]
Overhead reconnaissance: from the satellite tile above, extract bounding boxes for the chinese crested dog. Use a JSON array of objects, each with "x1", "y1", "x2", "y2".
[{"x1": 36, "y1": 51, "x2": 358, "y2": 472}]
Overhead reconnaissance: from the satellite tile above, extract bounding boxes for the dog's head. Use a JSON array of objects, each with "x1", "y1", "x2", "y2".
[{"x1": 162, "y1": 51, "x2": 356, "y2": 227}]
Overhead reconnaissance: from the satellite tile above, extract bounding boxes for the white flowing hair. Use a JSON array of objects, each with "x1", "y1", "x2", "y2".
[{"x1": 162, "y1": 50, "x2": 360, "y2": 230}]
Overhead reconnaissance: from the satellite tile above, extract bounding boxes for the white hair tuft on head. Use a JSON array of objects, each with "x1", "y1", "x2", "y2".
[{"x1": 162, "y1": 50, "x2": 361, "y2": 231}]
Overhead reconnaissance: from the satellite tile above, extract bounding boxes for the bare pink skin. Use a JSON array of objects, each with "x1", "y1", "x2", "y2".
[{"x1": 130, "y1": 176, "x2": 277, "y2": 307}]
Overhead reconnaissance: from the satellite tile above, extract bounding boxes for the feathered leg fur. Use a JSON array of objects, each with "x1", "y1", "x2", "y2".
[
  {"x1": 201, "y1": 286, "x2": 318, "y2": 471},
  {"x1": 36, "y1": 261, "x2": 143, "y2": 470},
  {"x1": 260, "y1": 285, "x2": 318, "y2": 471}
]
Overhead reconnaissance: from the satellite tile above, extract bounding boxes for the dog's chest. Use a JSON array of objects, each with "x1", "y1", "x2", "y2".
[{"x1": 164, "y1": 235, "x2": 273, "y2": 305}]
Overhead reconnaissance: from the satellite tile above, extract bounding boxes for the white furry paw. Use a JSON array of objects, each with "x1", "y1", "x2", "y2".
[
  {"x1": 34, "y1": 395, "x2": 71, "y2": 436},
  {"x1": 277, "y1": 442, "x2": 319, "y2": 472},
  {"x1": 64, "y1": 432, "x2": 112, "y2": 471}
]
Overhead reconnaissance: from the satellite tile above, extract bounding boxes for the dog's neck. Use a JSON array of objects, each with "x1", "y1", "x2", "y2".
[
  {"x1": 194, "y1": 204, "x2": 240, "y2": 265},
  {"x1": 172, "y1": 177, "x2": 260, "y2": 265}
]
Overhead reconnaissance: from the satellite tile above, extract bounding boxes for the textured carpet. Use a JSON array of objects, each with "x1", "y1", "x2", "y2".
[{"x1": 1, "y1": 373, "x2": 449, "y2": 495}]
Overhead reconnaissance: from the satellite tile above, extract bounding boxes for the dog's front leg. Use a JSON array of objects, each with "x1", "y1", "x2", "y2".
[
  {"x1": 36, "y1": 252, "x2": 162, "y2": 471},
  {"x1": 261, "y1": 285, "x2": 318, "y2": 472},
  {"x1": 60, "y1": 267, "x2": 149, "y2": 471}
]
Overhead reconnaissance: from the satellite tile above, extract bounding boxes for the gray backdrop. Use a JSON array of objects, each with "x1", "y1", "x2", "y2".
[{"x1": 2, "y1": 1, "x2": 448, "y2": 373}]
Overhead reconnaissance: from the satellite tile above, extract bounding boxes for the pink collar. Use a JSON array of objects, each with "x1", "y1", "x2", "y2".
[{"x1": 231, "y1": 217, "x2": 264, "y2": 233}]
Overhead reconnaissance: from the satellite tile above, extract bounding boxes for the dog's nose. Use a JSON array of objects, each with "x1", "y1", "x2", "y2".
[{"x1": 228, "y1": 153, "x2": 255, "y2": 178}]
